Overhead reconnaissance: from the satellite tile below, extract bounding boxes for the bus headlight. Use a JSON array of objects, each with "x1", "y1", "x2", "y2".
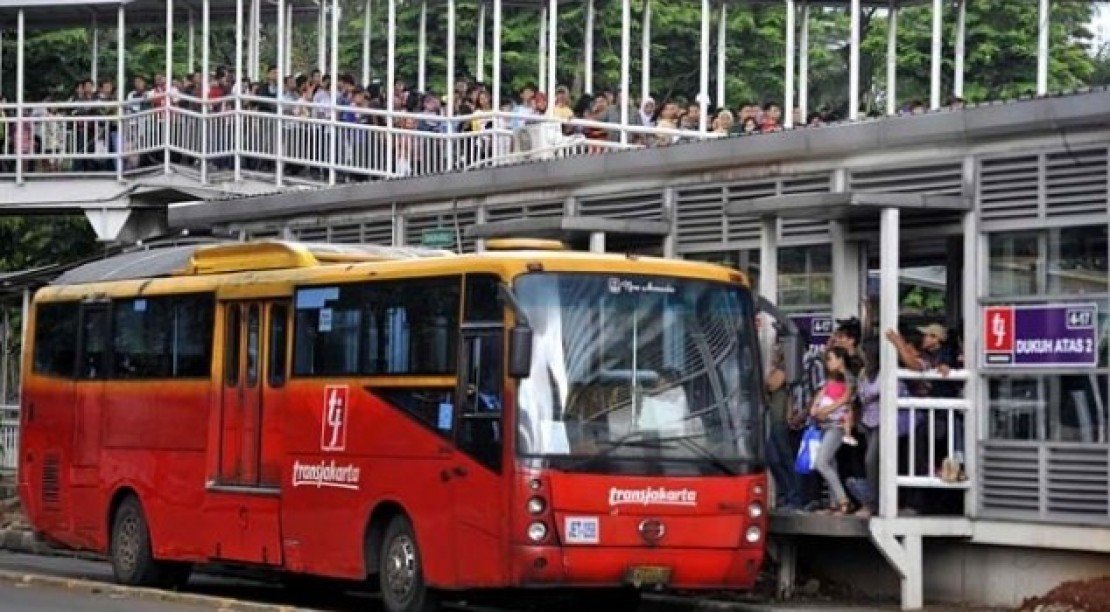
[
  {"x1": 527, "y1": 522, "x2": 548, "y2": 542},
  {"x1": 748, "y1": 502, "x2": 764, "y2": 519},
  {"x1": 527, "y1": 497, "x2": 546, "y2": 515},
  {"x1": 745, "y1": 526, "x2": 762, "y2": 543}
]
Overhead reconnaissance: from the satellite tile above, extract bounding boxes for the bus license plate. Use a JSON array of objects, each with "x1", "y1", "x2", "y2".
[{"x1": 626, "y1": 565, "x2": 672, "y2": 586}]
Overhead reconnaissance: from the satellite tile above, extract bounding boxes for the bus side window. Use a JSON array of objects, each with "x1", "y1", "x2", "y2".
[
  {"x1": 32, "y1": 303, "x2": 78, "y2": 377},
  {"x1": 79, "y1": 305, "x2": 109, "y2": 380},
  {"x1": 268, "y1": 304, "x2": 288, "y2": 387}
]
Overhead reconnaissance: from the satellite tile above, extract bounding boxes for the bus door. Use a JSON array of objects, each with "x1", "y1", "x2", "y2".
[
  {"x1": 71, "y1": 302, "x2": 109, "y2": 538},
  {"x1": 448, "y1": 275, "x2": 507, "y2": 583},
  {"x1": 206, "y1": 300, "x2": 283, "y2": 566}
]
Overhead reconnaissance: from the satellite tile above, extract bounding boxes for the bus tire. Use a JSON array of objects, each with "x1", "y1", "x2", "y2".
[
  {"x1": 378, "y1": 515, "x2": 438, "y2": 612},
  {"x1": 109, "y1": 496, "x2": 167, "y2": 588}
]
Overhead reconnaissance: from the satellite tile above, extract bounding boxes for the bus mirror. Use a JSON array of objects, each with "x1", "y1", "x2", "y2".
[
  {"x1": 508, "y1": 325, "x2": 533, "y2": 379},
  {"x1": 781, "y1": 335, "x2": 803, "y2": 386}
]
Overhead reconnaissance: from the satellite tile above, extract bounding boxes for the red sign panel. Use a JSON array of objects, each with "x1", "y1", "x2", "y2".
[
  {"x1": 320, "y1": 385, "x2": 350, "y2": 452},
  {"x1": 984, "y1": 307, "x2": 1015, "y2": 353}
]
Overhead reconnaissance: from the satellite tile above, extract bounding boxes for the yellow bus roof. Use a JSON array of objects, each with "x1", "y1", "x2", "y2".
[{"x1": 36, "y1": 241, "x2": 747, "y2": 303}]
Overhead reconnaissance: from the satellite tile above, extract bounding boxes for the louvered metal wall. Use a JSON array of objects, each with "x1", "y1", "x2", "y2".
[
  {"x1": 978, "y1": 146, "x2": 1109, "y2": 227},
  {"x1": 981, "y1": 442, "x2": 1110, "y2": 523},
  {"x1": 579, "y1": 190, "x2": 665, "y2": 220},
  {"x1": 673, "y1": 173, "x2": 832, "y2": 252},
  {"x1": 404, "y1": 210, "x2": 477, "y2": 252},
  {"x1": 486, "y1": 199, "x2": 566, "y2": 223}
]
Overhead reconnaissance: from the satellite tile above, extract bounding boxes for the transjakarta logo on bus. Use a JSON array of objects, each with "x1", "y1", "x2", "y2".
[
  {"x1": 608, "y1": 487, "x2": 698, "y2": 507},
  {"x1": 292, "y1": 460, "x2": 361, "y2": 490},
  {"x1": 321, "y1": 385, "x2": 349, "y2": 452}
]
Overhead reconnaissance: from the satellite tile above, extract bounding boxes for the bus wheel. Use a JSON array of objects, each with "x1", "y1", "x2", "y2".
[
  {"x1": 379, "y1": 516, "x2": 438, "y2": 612},
  {"x1": 110, "y1": 496, "x2": 165, "y2": 587}
]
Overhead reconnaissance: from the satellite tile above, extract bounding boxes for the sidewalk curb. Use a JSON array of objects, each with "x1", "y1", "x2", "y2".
[{"x1": 0, "y1": 568, "x2": 300, "y2": 611}]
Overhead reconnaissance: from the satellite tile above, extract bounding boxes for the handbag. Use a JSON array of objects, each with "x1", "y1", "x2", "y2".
[{"x1": 794, "y1": 424, "x2": 822, "y2": 475}]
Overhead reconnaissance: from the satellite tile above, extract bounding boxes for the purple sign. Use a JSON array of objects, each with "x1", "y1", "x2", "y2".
[
  {"x1": 790, "y1": 313, "x2": 833, "y2": 351},
  {"x1": 983, "y1": 303, "x2": 1099, "y2": 367}
]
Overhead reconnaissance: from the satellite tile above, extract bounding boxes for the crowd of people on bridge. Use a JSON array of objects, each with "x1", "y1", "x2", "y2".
[
  {"x1": 3, "y1": 64, "x2": 967, "y2": 178},
  {"x1": 765, "y1": 318, "x2": 967, "y2": 517}
]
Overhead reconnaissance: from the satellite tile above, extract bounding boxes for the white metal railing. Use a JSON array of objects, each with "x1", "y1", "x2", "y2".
[
  {"x1": 0, "y1": 404, "x2": 18, "y2": 472},
  {"x1": 0, "y1": 94, "x2": 722, "y2": 185},
  {"x1": 896, "y1": 368, "x2": 971, "y2": 489}
]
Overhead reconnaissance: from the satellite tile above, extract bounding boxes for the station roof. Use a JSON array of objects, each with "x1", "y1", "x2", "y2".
[
  {"x1": 724, "y1": 191, "x2": 971, "y2": 221},
  {"x1": 466, "y1": 216, "x2": 671, "y2": 241}
]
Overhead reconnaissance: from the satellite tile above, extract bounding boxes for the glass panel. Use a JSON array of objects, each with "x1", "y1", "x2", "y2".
[
  {"x1": 514, "y1": 273, "x2": 760, "y2": 472},
  {"x1": 989, "y1": 231, "x2": 1040, "y2": 297},
  {"x1": 225, "y1": 305, "x2": 240, "y2": 386},
  {"x1": 1047, "y1": 225, "x2": 1108, "y2": 296},
  {"x1": 246, "y1": 305, "x2": 260, "y2": 387},
  {"x1": 79, "y1": 307, "x2": 108, "y2": 380},
  {"x1": 268, "y1": 304, "x2": 288, "y2": 387},
  {"x1": 112, "y1": 295, "x2": 214, "y2": 379},
  {"x1": 778, "y1": 245, "x2": 831, "y2": 310},
  {"x1": 988, "y1": 375, "x2": 1109, "y2": 443},
  {"x1": 465, "y1": 274, "x2": 502, "y2": 322},
  {"x1": 32, "y1": 303, "x2": 78, "y2": 377},
  {"x1": 293, "y1": 277, "x2": 461, "y2": 376}
]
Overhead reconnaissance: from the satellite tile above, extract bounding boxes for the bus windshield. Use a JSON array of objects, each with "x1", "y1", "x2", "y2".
[{"x1": 514, "y1": 273, "x2": 761, "y2": 473}]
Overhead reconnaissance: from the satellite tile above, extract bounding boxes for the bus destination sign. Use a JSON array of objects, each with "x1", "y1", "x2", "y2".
[{"x1": 983, "y1": 303, "x2": 1098, "y2": 367}]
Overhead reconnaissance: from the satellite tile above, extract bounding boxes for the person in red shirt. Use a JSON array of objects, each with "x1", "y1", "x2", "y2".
[{"x1": 760, "y1": 102, "x2": 782, "y2": 132}]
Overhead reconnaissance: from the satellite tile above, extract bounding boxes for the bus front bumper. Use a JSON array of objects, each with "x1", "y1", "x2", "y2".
[{"x1": 510, "y1": 544, "x2": 764, "y2": 590}]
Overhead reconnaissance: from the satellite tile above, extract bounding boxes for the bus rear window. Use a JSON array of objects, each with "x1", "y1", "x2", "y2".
[
  {"x1": 293, "y1": 277, "x2": 460, "y2": 377},
  {"x1": 32, "y1": 302, "x2": 78, "y2": 377}
]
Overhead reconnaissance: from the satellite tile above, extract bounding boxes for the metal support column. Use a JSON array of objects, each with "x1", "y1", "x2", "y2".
[
  {"x1": 276, "y1": 0, "x2": 285, "y2": 185},
  {"x1": 18, "y1": 289, "x2": 28, "y2": 402},
  {"x1": 641, "y1": 0, "x2": 651, "y2": 103},
  {"x1": 619, "y1": 0, "x2": 630, "y2": 143},
  {"x1": 492, "y1": 0, "x2": 502, "y2": 157},
  {"x1": 447, "y1": 0, "x2": 456, "y2": 167},
  {"x1": 117, "y1": 5, "x2": 125, "y2": 182},
  {"x1": 201, "y1": 0, "x2": 210, "y2": 185},
  {"x1": 329, "y1": 0, "x2": 339, "y2": 185},
  {"x1": 1037, "y1": 0, "x2": 1049, "y2": 95},
  {"x1": 165, "y1": 0, "x2": 173, "y2": 173},
  {"x1": 91, "y1": 15, "x2": 99, "y2": 84},
  {"x1": 784, "y1": 0, "x2": 795, "y2": 128},
  {"x1": 317, "y1": 1, "x2": 325, "y2": 73},
  {"x1": 961, "y1": 208, "x2": 981, "y2": 517},
  {"x1": 15, "y1": 10, "x2": 22, "y2": 185},
  {"x1": 849, "y1": 0, "x2": 859, "y2": 120},
  {"x1": 547, "y1": 0, "x2": 557, "y2": 112},
  {"x1": 589, "y1": 232, "x2": 605, "y2": 253},
  {"x1": 362, "y1": 0, "x2": 372, "y2": 86},
  {"x1": 188, "y1": 9, "x2": 195, "y2": 73},
  {"x1": 235, "y1": 0, "x2": 243, "y2": 181},
  {"x1": 759, "y1": 216, "x2": 778, "y2": 373},
  {"x1": 249, "y1": 0, "x2": 259, "y2": 80},
  {"x1": 886, "y1": 0, "x2": 897, "y2": 115},
  {"x1": 418, "y1": 0, "x2": 427, "y2": 92},
  {"x1": 954, "y1": 0, "x2": 965, "y2": 98},
  {"x1": 386, "y1": 0, "x2": 396, "y2": 175},
  {"x1": 930, "y1": 0, "x2": 942, "y2": 109},
  {"x1": 716, "y1": 1, "x2": 726, "y2": 110},
  {"x1": 878, "y1": 206, "x2": 900, "y2": 519},
  {"x1": 285, "y1": 4, "x2": 293, "y2": 72},
  {"x1": 698, "y1": 0, "x2": 709, "y2": 132},
  {"x1": 476, "y1": 1, "x2": 486, "y2": 83},
  {"x1": 584, "y1": 0, "x2": 594, "y2": 94},
  {"x1": 538, "y1": 6, "x2": 547, "y2": 95},
  {"x1": 799, "y1": 1, "x2": 808, "y2": 122}
]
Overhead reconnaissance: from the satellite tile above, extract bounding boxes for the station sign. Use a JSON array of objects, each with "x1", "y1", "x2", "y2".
[
  {"x1": 789, "y1": 312, "x2": 834, "y2": 351},
  {"x1": 421, "y1": 228, "x2": 455, "y2": 249},
  {"x1": 982, "y1": 303, "x2": 1099, "y2": 367}
]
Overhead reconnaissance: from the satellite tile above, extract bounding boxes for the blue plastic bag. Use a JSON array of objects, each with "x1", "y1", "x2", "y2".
[{"x1": 794, "y1": 424, "x2": 822, "y2": 475}]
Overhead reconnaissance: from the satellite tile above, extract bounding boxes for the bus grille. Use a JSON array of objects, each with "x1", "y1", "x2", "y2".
[{"x1": 41, "y1": 454, "x2": 61, "y2": 507}]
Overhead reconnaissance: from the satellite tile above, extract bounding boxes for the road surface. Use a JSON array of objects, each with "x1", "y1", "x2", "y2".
[{"x1": 0, "y1": 550, "x2": 750, "y2": 611}]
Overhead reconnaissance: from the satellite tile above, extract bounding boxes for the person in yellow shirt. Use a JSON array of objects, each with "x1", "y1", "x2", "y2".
[{"x1": 552, "y1": 85, "x2": 574, "y2": 121}]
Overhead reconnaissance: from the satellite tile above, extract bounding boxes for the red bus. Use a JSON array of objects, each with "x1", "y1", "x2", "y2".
[{"x1": 20, "y1": 241, "x2": 786, "y2": 611}]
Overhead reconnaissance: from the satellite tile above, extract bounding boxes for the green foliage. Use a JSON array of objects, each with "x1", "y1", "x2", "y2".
[{"x1": 0, "y1": 217, "x2": 100, "y2": 272}]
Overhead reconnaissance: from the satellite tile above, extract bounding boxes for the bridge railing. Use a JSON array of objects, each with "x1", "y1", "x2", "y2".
[{"x1": 0, "y1": 94, "x2": 719, "y2": 185}]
